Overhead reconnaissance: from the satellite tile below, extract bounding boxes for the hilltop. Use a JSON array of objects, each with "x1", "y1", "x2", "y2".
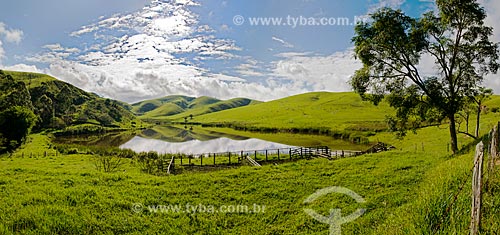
[
  {"x1": 0, "y1": 70, "x2": 138, "y2": 131},
  {"x1": 131, "y1": 95, "x2": 260, "y2": 120},
  {"x1": 194, "y1": 92, "x2": 394, "y2": 133}
]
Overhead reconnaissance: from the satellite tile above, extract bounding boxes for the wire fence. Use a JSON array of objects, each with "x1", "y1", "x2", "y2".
[{"x1": 432, "y1": 122, "x2": 499, "y2": 235}]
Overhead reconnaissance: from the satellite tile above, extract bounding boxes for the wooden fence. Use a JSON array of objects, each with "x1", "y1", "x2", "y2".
[
  {"x1": 161, "y1": 146, "x2": 363, "y2": 174},
  {"x1": 470, "y1": 122, "x2": 500, "y2": 235},
  {"x1": 10, "y1": 150, "x2": 59, "y2": 158}
]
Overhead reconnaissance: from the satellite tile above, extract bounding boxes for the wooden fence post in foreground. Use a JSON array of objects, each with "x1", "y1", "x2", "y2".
[
  {"x1": 470, "y1": 141, "x2": 484, "y2": 235},
  {"x1": 489, "y1": 122, "x2": 499, "y2": 173}
]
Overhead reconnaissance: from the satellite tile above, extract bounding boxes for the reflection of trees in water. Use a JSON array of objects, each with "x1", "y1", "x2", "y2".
[
  {"x1": 54, "y1": 131, "x2": 136, "y2": 147},
  {"x1": 138, "y1": 125, "x2": 250, "y2": 143}
]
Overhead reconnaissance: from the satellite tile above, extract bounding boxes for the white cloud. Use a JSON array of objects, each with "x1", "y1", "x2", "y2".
[
  {"x1": 46, "y1": 58, "x2": 302, "y2": 102},
  {"x1": 42, "y1": 43, "x2": 80, "y2": 53},
  {"x1": 369, "y1": 0, "x2": 406, "y2": 12},
  {"x1": 272, "y1": 50, "x2": 362, "y2": 92},
  {"x1": 272, "y1": 36, "x2": 294, "y2": 48},
  {"x1": 22, "y1": 1, "x2": 373, "y2": 102},
  {"x1": 234, "y1": 59, "x2": 266, "y2": 77},
  {"x1": 0, "y1": 40, "x2": 4, "y2": 61},
  {"x1": 25, "y1": 0, "x2": 256, "y2": 102},
  {"x1": 0, "y1": 22, "x2": 24, "y2": 64},
  {"x1": 0, "y1": 22, "x2": 23, "y2": 44},
  {"x1": 479, "y1": 0, "x2": 500, "y2": 93},
  {"x1": 1, "y1": 63, "x2": 42, "y2": 73}
]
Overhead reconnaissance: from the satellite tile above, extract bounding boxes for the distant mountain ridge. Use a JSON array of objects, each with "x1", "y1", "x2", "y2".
[{"x1": 131, "y1": 95, "x2": 260, "y2": 120}]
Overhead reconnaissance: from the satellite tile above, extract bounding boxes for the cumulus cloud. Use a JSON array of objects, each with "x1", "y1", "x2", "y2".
[
  {"x1": 272, "y1": 50, "x2": 362, "y2": 91},
  {"x1": 15, "y1": 0, "x2": 500, "y2": 102},
  {"x1": 1, "y1": 63, "x2": 43, "y2": 73},
  {"x1": 234, "y1": 59, "x2": 266, "y2": 77},
  {"x1": 0, "y1": 22, "x2": 23, "y2": 44},
  {"x1": 0, "y1": 22, "x2": 24, "y2": 64},
  {"x1": 27, "y1": 0, "x2": 256, "y2": 102},
  {"x1": 24, "y1": 0, "x2": 370, "y2": 102}
]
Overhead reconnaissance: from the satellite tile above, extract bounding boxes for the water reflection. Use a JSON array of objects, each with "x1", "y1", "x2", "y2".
[
  {"x1": 56, "y1": 125, "x2": 367, "y2": 154},
  {"x1": 138, "y1": 125, "x2": 249, "y2": 142},
  {"x1": 120, "y1": 136, "x2": 294, "y2": 155}
]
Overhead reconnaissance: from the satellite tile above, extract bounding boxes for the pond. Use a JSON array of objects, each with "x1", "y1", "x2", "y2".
[
  {"x1": 120, "y1": 136, "x2": 294, "y2": 155},
  {"x1": 55, "y1": 125, "x2": 370, "y2": 154}
]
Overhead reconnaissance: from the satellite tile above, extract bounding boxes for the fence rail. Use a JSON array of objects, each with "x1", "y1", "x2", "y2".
[{"x1": 157, "y1": 146, "x2": 365, "y2": 174}]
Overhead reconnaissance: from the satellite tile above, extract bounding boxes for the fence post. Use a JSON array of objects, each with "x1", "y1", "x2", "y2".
[
  {"x1": 254, "y1": 151, "x2": 257, "y2": 161},
  {"x1": 289, "y1": 149, "x2": 292, "y2": 160},
  {"x1": 470, "y1": 141, "x2": 484, "y2": 235},
  {"x1": 200, "y1": 155, "x2": 203, "y2": 166},
  {"x1": 228, "y1": 152, "x2": 231, "y2": 164},
  {"x1": 277, "y1": 149, "x2": 280, "y2": 160},
  {"x1": 214, "y1": 153, "x2": 216, "y2": 165},
  {"x1": 180, "y1": 155, "x2": 183, "y2": 165},
  {"x1": 266, "y1": 150, "x2": 268, "y2": 161},
  {"x1": 489, "y1": 122, "x2": 499, "y2": 173}
]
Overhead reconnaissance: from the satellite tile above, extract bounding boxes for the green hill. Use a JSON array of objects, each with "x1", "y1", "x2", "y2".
[
  {"x1": 195, "y1": 92, "x2": 394, "y2": 132},
  {"x1": 0, "y1": 70, "x2": 138, "y2": 130},
  {"x1": 132, "y1": 95, "x2": 260, "y2": 120}
]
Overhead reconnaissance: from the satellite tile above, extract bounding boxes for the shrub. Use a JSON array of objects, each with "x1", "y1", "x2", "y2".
[{"x1": 94, "y1": 155, "x2": 123, "y2": 173}]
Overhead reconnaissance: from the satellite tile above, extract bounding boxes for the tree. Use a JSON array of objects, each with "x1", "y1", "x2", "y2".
[
  {"x1": 0, "y1": 106, "x2": 37, "y2": 152},
  {"x1": 456, "y1": 88, "x2": 491, "y2": 138},
  {"x1": 471, "y1": 88, "x2": 491, "y2": 138},
  {"x1": 34, "y1": 94, "x2": 54, "y2": 128},
  {"x1": 351, "y1": 0, "x2": 499, "y2": 154}
]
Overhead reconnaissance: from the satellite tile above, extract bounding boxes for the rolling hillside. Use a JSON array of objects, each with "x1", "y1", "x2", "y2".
[
  {"x1": 0, "y1": 70, "x2": 138, "y2": 130},
  {"x1": 194, "y1": 92, "x2": 395, "y2": 132},
  {"x1": 131, "y1": 95, "x2": 260, "y2": 120}
]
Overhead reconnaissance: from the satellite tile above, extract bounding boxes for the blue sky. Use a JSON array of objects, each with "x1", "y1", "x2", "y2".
[{"x1": 0, "y1": 0, "x2": 499, "y2": 102}]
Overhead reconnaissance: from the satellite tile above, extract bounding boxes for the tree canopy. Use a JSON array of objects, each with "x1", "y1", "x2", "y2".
[
  {"x1": 351, "y1": 0, "x2": 499, "y2": 153},
  {"x1": 0, "y1": 106, "x2": 37, "y2": 153}
]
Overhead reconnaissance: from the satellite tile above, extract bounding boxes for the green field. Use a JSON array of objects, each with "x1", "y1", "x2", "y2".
[
  {"x1": 194, "y1": 92, "x2": 393, "y2": 133},
  {"x1": 1, "y1": 116, "x2": 499, "y2": 234},
  {"x1": 2, "y1": 71, "x2": 500, "y2": 234}
]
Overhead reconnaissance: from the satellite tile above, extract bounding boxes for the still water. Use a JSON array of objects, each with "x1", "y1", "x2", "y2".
[
  {"x1": 56, "y1": 125, "x2": 367, "y2": 154},
  {"x1": 119, "y1": 126, "x2": 294, "y2": 154},
  {"x1": 120, "y1": 136, "x2": 294, "y2": 155}
]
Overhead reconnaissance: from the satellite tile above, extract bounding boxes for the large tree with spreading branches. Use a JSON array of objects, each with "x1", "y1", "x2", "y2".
[{"x1": 351, "y1": 0, "x2": 499, "y2": 154}]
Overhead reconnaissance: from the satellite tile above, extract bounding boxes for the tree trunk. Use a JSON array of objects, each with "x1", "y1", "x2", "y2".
[
  {"x1": 465, "y1": 113, "x2": 469, "y2": 133},
  {"x1": 449, "y1": 114, "x2": 459, "y2": 154},
  {"x1": 475, "y1": 103, "x2": 481, "y2": 138}
]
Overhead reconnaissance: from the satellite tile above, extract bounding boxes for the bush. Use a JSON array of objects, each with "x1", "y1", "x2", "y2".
[
  {"x1": 94, "y1": 155, "x2": 123, "y2": 173},
  {"x1": 0, "y1": 106, "x2": 37, "y2": 153}
]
